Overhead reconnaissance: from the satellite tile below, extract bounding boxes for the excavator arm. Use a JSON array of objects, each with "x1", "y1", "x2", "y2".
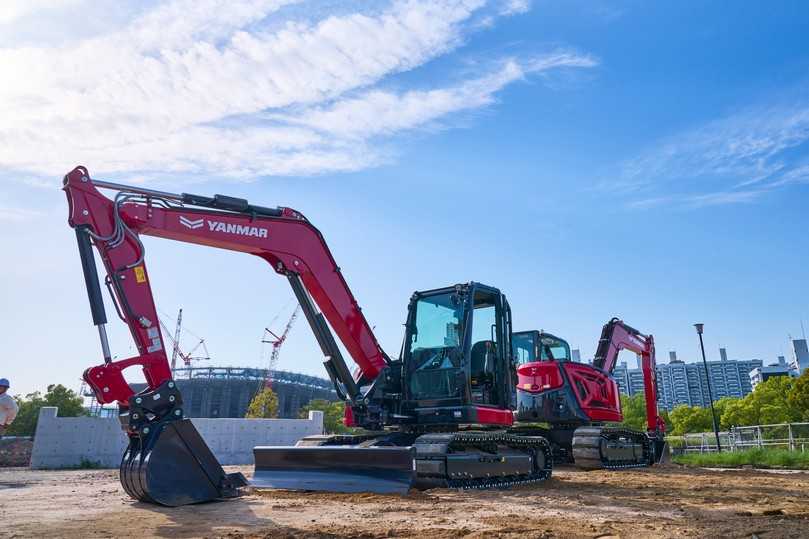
[
  {"x1": 65, "y1": 166, "x2": 387, "y2": 409},
  {"x1": 63, "y1": 166, "x2": 393, "y2": 505},
  {"x1": 593, "y1": 318, "x2": 665, "y2": 436}
]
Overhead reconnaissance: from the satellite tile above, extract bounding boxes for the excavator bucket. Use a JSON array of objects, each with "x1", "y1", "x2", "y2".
[
  {"x1": 120, "y1": 419, "x2": 247, "y2": 506},
  {"x1": 251, "y1": 446, "x2": 415, "y2": 494}
]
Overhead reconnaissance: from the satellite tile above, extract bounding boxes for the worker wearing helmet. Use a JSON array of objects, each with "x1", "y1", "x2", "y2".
[{"x1": 0, "y1": 378, "x2": 18, "y2": 437}]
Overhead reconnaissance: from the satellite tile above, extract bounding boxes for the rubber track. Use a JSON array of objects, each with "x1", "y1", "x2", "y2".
[
  {"x1": 414, "y1": 431, "x2": 552, "y2": 489},
  {"x1": 572, "y1": 426, "x2": 652, "y2": 470}
]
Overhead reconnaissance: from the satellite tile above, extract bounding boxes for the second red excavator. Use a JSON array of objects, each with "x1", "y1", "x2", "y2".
[{"x1": 511, "y1": 319, "x2": 667, "y2": 468}]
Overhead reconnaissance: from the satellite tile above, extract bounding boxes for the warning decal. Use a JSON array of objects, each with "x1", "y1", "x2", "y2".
[{"x1": 133, "y1": 266, "x2": 147, "y2": 283}]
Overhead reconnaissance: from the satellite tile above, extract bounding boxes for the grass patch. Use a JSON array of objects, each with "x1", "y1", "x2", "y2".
[{"x1": 673, "y1": 448, "x2": 809, "y2": 470}]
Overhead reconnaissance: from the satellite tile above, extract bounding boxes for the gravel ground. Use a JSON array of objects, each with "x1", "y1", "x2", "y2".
[{"x1": 0, "y1": 464, "x2": 807, "y2": 538}]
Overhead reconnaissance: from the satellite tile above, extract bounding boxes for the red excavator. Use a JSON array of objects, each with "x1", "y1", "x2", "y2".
[
  {"x1": 511, "y1": 320, "x2": 667, "y2": 468},
  {"x1": 64, "y1": 166, "x2": 552, "y2": 506}
]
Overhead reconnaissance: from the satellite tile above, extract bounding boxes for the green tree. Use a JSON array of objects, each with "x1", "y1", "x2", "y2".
[
  {"x1": 721, "y1": 376, "x2": 801, "y2": 428},
  {"x1": 787, "y1": 370, "x2": 809, "y2": 420},
  {"x1": 245, "y1": 388, "x2": 279, "y2": 418},
  {"x1": 6, "y1": 384, "x2": 87, "y2": 436},
  {"x1": 43, "y1": 384, "x2": 86, "y2": 416},
  {"x1": 299, "y1": 399, "x2": 350, "y2": 434},
  {"x1": 668, "y1": 404, "x2": 713, "y2": 435},
  {"x1": 713, "y1": 397, "x2": 739, "y2": 430},
  {"x1": 618, "y1": 393, "x2": 648, "y2": 430}
]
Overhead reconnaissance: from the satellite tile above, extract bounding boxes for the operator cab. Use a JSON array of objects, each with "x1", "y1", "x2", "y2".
[
  {"x1": 512, "y1": 331, "x2": 571, "y2": 364},
  {"x1": 401, "y1": 282, "x2": 515, "y2": 426}
]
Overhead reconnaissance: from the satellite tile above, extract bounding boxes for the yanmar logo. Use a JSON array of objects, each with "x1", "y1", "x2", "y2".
[
  {"x1": 179, "y1": 216, "x2": 203, "y2": 229},
  {"x1": 180, "y1": 216, "x2": 268, "y2": 238}
]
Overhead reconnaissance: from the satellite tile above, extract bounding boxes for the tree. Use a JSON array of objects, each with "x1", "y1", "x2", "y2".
[
  {"x1": 720, "y1": 376, "x2": 801, "y2": 428},
  {"x1": 618, "y1": 393, "x2": 648, "y2": 430},
  {"x1": 245, "y1": 388, "x2": 279, "y2": 419},
  {"x1": 713, "y1": 397, "x2": 739, "y2": 430},
  {"x1": 6, "y1": 384, "x2": 87, "y2": 436},
  {"x1": 668, "y1": 404, "x2": 713, "y2": 435},
  {"x1": 787, "y1": 370, "x2": 809, "y2": 420},
  {"x1": 299, "y1": 399, "x2": 350, "y2": 434},
  {"x1": 721, "y1": 397, "x2": 757, "y2": 428},
  {"x1": 43, "y1": 384, "x2": 86, "y2": 416}
]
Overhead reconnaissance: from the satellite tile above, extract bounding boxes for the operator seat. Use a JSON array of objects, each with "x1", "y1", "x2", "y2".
[{"x1": 470, "y1": 340, "x2": 496, "y2": 404}]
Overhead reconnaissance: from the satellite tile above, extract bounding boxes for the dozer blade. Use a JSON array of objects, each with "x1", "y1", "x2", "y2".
[
  {"x1": 120, "y1": 419, "x2": 247, "y2": 507},
  {"x1": 252, "y1": 446, "x2": 415, "y2": 494}
]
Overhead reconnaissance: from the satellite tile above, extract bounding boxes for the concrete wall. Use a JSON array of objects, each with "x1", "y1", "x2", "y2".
[{"x1": 30, "y1": 407, "x2": 323, "y2": 469}]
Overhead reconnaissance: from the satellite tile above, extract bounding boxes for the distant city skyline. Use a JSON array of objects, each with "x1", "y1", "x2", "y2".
[{"x1": 614, "y1": 356, "x2": 763, "y2": 411}]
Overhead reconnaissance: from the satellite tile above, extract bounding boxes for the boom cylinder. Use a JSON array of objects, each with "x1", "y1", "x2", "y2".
[{"x1": 75, "y1": 226, "x2": 112, "y2": 362}]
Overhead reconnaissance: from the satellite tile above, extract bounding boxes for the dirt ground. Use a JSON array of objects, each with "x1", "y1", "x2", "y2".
[{"x1": 0, "y1": 465, "x2": 807, "y2": 538}]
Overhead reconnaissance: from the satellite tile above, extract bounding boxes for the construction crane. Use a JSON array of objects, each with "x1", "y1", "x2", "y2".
[
  {"x1": 170, "y1": 308, "x2": 182, "y2": 372},
  {"x1": 260, "y1": 305, "x2": 300, "y2": 388},
  {"x1": 158, "y1": 309, "x2": 210, "y2": 376}
]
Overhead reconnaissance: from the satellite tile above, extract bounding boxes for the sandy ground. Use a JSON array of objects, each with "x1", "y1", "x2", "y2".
[{"x1": 1, "y1": 465, "x2": 807, "y2": 538}]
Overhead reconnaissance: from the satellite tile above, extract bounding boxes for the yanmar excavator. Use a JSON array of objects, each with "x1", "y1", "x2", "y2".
[
  {"x1": 511, "y1": 320, "x2": 667, "y2": 469},
  {"x1": 64, "y1": 166, "x2": 552, "y2": 506}
]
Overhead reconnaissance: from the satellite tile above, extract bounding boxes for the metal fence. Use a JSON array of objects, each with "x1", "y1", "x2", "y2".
[{"x1": 674, "y1": 422, "x2": 809, "y2": 453}]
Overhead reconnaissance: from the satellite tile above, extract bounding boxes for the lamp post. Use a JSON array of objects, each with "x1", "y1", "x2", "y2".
[{"x1": 694, "y1": 323, "x2": 722, "y2": 452}]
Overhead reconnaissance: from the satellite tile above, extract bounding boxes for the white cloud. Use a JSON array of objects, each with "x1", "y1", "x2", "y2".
[
  {"x1": 272, "y1": 52, "x2": 596, "y2": 139},
  {"x1": 0, "y1": 0, "x2": 594, "y2": 182},
  {"x1": 500, "y1": 0, "x2": 531, "y2": 16},
  {"x1": 616, "y1": 98, "x2": 809, "y2": 208},
  {"x1": 0, "y1": 0, "x2": 83, "y2": 25}
]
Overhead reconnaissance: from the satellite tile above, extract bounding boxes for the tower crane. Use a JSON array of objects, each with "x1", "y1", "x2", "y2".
[
  {"x1": 261, "y1": 305, "x2": 300, "y2": 388},
  {"x1": 158, "y1": 309, "x2": 210, "y2": 376}
]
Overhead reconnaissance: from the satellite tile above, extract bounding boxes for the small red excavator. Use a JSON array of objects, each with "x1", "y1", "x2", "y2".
[
  {"x1": 511, "y1": 319, "x2": 667, "y2": 468},
  {"x1": 64, "y1": 166, "x2": 552, "y2": 506}
]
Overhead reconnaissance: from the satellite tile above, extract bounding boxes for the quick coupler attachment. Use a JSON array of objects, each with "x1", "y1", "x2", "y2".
[{"x1": 119, "y1": 380, "x2": 247, "y2": 506}]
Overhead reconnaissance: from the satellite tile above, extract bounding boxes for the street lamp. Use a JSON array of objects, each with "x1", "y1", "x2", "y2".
[{"x1": 694, "y1": 323, "x2": 722, "y2": 452}]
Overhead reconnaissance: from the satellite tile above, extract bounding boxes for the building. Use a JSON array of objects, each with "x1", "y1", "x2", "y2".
[
  {"x1": 750, "y1": 356, "x2": 796, "y2": 389},
  {"x1": 791, "y1": 339, "x2": 809, "y2": 375},
  {"x1": 614, "y1": 348, "x2": 762, "y2": 410},
  {"x1": 130, "y1": 367, "x2": 338, "y2": 419},
  {"x1": 571, "y1": 349, "x2": 582, "y2": 363}
]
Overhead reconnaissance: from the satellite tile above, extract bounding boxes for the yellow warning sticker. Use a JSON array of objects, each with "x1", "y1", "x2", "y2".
[{"x1": 133, "y1": 266, "x2": 147, "y2": 283}]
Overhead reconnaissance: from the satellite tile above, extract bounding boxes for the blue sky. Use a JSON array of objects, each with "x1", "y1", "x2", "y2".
[{"x1": 1, "y1": 1, "x2": 808, "y2": 396}]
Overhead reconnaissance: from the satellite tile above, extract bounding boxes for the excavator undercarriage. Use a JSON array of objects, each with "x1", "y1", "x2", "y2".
[
  {"x1": 571, "y1": 426, "x2": 659, "y2": 470},
  {"x1": 253, "y1": 430, "x2": 553, "y2": 493}
]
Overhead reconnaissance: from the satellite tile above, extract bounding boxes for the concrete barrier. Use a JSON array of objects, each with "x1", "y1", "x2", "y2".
[{"x1": 30, "y1": 407, "x2": 324, "y2": 469}]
